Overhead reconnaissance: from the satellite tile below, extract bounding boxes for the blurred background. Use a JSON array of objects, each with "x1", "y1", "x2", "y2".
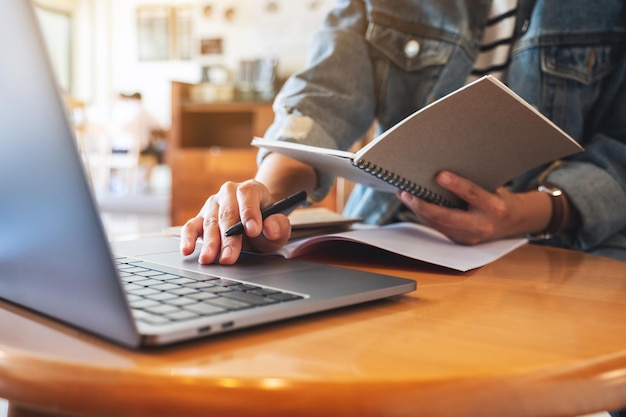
[{"x1": 34, "y1": 0, "x2": 336, "y2": 238}]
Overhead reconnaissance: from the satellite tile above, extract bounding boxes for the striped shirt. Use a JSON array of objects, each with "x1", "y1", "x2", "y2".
[{"x1": 468, "y1": 0, "x2": 519, "y2": 82}]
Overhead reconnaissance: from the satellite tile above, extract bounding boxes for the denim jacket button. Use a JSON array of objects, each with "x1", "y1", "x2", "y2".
[{"x1": 404, "y1": 39, "x2": 420, "y2": 58}]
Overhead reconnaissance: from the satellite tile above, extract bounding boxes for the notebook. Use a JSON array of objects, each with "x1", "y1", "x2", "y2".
[
  {"x1": 0, "y1": 0, "x2": 415, "y2": 348},
  {"x1": 253, "y1": 76, "x2": 583, "y2": 208}
]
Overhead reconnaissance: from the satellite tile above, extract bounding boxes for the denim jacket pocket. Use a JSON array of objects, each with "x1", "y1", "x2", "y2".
[
  {"x1": 541, "y1": 44, "x2": 616, "y2": 85},
  {"x1": 365, "y1": 21, "x2": 454, "y2": 72},
  {"x1": 531, "y1": 41, "x2": 621, "y2": 147}
]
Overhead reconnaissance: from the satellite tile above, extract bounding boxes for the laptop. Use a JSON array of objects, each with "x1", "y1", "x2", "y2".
[{"x1": 0, "y1": 0, "x2": 416, "y2": 348}]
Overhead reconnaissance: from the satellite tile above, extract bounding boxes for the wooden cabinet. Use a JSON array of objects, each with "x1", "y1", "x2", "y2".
[
  {"x1": 169, "y1": 81, "x2": 338, "y2": 226},
  {"x1": 169, "y1": 148, "x2": 259, "y2": 225},
  {"x1": 170, "y1": 82, "x2": 275, "y2": 150}
]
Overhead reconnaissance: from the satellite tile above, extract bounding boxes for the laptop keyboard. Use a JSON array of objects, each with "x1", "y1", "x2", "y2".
[{"x1": 115, "y1": 257, "x2": 304, "y2": 326}]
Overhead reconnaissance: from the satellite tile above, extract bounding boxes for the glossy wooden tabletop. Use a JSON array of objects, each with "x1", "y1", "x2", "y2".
[{"x1": 1, "y1": 243, "x2": 626, "y2": 417}]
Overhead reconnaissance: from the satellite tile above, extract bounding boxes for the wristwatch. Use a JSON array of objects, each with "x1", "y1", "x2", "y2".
[{"x1": 532, "y1": 182, "x2": 566, "y2": 240}]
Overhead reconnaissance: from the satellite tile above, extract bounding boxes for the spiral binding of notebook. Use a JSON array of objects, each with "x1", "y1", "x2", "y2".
[{"x1": 353, "y1": 159, "x2": 457, "y2": 208}]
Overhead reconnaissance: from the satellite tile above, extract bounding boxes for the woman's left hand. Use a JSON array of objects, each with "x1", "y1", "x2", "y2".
[{"x1": 397, "y1": 171, "x2": 551, "y2": 245}]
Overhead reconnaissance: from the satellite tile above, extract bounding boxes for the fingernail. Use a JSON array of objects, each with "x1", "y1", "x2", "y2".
[
  {"x1": 221, "y1": 246, "x2": 232, "y2": 260},
  {"x1": 198, "y1": 251, "x2": 212, "y2": 264},
  {"x1": 245, "y1": 219, "x2": 257, "y2": 233},
  {"x1": 265, "y1": 218, "x2": 279, "y2": 237},
  {"x1": 400, "y1": 191, "x2": 415, "y2": 204},
  {"x1": 438, "y1": 172, "x2": 452, "y2": 185}
]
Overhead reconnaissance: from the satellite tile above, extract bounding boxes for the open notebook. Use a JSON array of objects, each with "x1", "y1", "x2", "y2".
[{"x1": 166, "y1": 208, "x2": 526, "y2": 272}]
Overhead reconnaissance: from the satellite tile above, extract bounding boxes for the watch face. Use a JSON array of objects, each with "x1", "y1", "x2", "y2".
[
  {"x1": 534, "y1": 182, "x2": 567, "y2": 239},
  {"x1": 538, "y1": 184, "x2": 562, "y2": 197}
]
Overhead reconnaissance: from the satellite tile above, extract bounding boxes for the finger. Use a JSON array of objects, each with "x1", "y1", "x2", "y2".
[
  {"x1": 398, "y1": 191, "x2": 481, "y2": 241},
  {"x1": 249, "y1": 213, "x2": 292, "y2": 253},
  {"x1": 263, "y1": 214, "x2": 291, "y2": 241},
  {"x1": 198, "y1": 204, "x2": 221, "y2": 264},
  {"x1": 180, "y1": 216, "x2": 203, "y2": 256},
  {"x1": 207, "y1": 180, "x2": 273, "y2": 264},
  {"x1": 235, "y1": 181, "x2": 268, "y2": 238},
  {"x1": 436, "y1": 171, "x2": 493, "y2": 208},
  {"x1": 398, "y1": 190, "x2": 467, "y2": 228}
]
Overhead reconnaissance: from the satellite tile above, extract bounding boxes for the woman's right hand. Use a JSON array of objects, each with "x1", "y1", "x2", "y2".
[{"x1": 179, "y1": 179, "x2": 293, "y2": 265}]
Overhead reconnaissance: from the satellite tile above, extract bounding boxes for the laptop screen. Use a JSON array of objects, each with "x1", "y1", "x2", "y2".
[{"x1": 0, "y1": 0, "x2": 140, "y2": 346}]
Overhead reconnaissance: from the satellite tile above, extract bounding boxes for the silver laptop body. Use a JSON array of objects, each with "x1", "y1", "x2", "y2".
[{"x1": 0, "y1": 0, "x2": 415, "y2": 348}]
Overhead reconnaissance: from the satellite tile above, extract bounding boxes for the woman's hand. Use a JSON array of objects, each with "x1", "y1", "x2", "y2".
[
  {"x1": 180, "y1": 179, "x2": 293, "y2": 265},
  {"x1": 398, "y1": 171, "x2": 553, "y2": 244}
]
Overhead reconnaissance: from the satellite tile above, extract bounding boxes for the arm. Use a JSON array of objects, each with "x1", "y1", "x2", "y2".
[
  {"x1": 260, "y1": 0, "x2": 377, "y2": 202},
  {"x1": 530, "y1": 40, "x2": 626, "y2": 253}
]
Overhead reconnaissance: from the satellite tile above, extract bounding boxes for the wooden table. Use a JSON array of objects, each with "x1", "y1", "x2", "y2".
[{"x1": 1, "y1": 244, "x2": 625, "y2": 417}]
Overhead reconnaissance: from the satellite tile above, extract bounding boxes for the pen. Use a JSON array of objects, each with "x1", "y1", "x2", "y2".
[{"x1": 224, "y1": 190, "x2": 308, "y2": 236}]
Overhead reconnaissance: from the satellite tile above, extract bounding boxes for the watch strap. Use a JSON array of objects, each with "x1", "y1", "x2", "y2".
[{"x1": 536, "y1": 182, "x2": 566, "y2": 239}]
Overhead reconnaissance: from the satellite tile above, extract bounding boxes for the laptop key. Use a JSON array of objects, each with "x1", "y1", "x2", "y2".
[
  {"x1": 222, "y1": 291, "x2": 277, "y2": 306},
  {"x1": 152, "y1": 283, "x2": 181, "y2": 291},
  {"x1": 166, "y1": 310, "x2": 200, "y2": 321},
  {"x1": 230, "y1": 284, "x2": 261, "y2": 291},
  {"x1": 168, "y1": 287, "x2": 199, "y2": 296},
  {"x1": 206, "y1": 296, "x2": 252, "y2": 311},
  {"x1": 167, "y1": 297, "x2": 198, "y2": 306},
  {"x1": 164, "y1": 276, "x2": 197, "y2": 285},
  {"x1": 145, "y1": 304, "x2": 180, "y2": 315},
  {"x1": 126, "y1": 294, "x2": 143, "y2": 302},
  {"x1": 123, "y1": 267, "x2": 152, "y2": 274},
  {"x1": 132, "y1": 309, "x2": 171, "y2": 325},
  {"x1": 211, "y1": 278, "x2": 239, "y2": 287},
  {"x1": 267, "y1": 293, "x2": 304, "y2": 302},
  {"x1": 135, "y1": 270, "x2": 166, "y2": 278},
  {"x1": 187, "y1": 292, "x2": 219, "y2": 301},
  {"x1": 248, "y1": 288, "x2": 280, "y2": 296},
  {"x1": 131, "y1": 278, "x2": 165, "y2": 287},
  {"x1": 184, "y1": 281, "x2": 216, "y2": 289},
  {"x1": 147, "y1": 292, "x2": 179, "y2": 301},
  {"x1": 206, "y1": 286, "x2": 232, "y2": 294},
  {"x1": 124, "y1": 283, "x2": 147, "y2": 292},
  {"x1": 185, "y1": 303, "x2": 227, "y2": 316},
  {"x1": 130, "y1": 298, "x2": 162, "y2": 309},
  {"x1": 127, "y1": 287, "x2": 161, "y2": 296}
]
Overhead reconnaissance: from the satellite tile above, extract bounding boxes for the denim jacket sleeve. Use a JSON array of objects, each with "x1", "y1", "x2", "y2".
[
  {"x1": 506, "y1": 2, "x2": 626, "y2": 255},
  {"x1": 545, "y1": 57, "x2": 626, "y2": 254},
  {"x1": 259, "y1": 0, "x2": 377, "y2": 202}
]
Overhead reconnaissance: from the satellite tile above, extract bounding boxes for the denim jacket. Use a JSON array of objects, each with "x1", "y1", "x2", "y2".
[{"x1": 261, "y1": 0, "x2": 626, "y2": 260}]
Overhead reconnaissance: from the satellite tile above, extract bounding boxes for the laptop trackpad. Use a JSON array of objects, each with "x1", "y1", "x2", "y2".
[{"x1": 111, "y1": 236, "x2": 320, "y2": 280}]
